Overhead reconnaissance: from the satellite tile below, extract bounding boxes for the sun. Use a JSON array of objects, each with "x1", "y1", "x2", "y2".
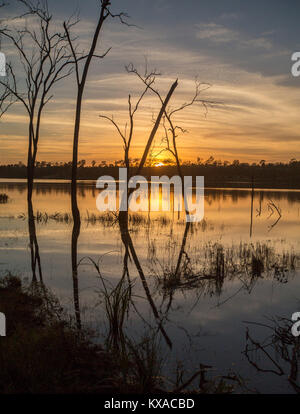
[{"x1": 154, "y1": 162, "x2": 164, "y2": 167}]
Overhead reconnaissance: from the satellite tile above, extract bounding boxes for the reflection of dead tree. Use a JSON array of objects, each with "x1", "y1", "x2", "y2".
[
  {"x1": 27, "y1": 199, "x2": 43, "y2": 283},
  {"x1": 256, "y1": 191, "x2": 263, "y2": 217},
  {"x1": 267, "y1": 199, "x2": 282, "y2": 231},
  {"x1": 244, "y1": 317, "x2": 300, "y2": 393},
  {"x1": 162, "y1": 222, "x2": 192, "y2": 313},
  {"x1": 119, "y1": 215, "x2": 173, "y2": 349},
  {"x1": 250, "y1": 176, "x2": 254, "y2": 237},
  {"x1": 71, "y1": 213, "x2": 81, "y2": 329},
  {"x1": 174, "y1": 222, "x2": 191, "y2": 278},
  {"x1": 172, "y1": 360, "x2": 253, "y2": 393},
  {"x1": 244, "y1": 328, "x2": 284, "y2": 376}
]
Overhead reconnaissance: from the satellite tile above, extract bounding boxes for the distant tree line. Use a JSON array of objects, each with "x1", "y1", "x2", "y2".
[{"x1": 1, "y1": 156, "x2": 300, "y2": 188}]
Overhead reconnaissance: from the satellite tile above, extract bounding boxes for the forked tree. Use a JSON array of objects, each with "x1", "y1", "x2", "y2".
[
  {"x1": 63, "y1": 0, "x2": 131, "y2": 221},
  {"x1": 99, "y1": 63, "x2": 216, "y2": 213},
  {"x1": 125, "y1": 64, "x2": 217, "y2": 188},
  {"x1": 0, "y1": 0, "x2": 74, "y2": 202},
  {"x1": 63, "y1": 0, "x2": 131, "y2": 328}
]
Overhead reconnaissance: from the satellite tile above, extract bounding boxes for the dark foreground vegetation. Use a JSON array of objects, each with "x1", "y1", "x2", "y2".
[
  {"x1": 0, "y1": 275, "x2": 123, "y2": 394},
  {"x1": 1, "y1": 158, "x2": 300, "y2": 189},
  {"x1": 0, "y1": 274, "x2": 242, "y2": 394}
]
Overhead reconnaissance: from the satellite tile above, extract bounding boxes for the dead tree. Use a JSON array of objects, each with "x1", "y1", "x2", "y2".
[
  {"x1": 0, "y1": 1, "x2": 76, "y2": 281},
  {"x1": 99, "y1": 64, "x2": 178, "y2": 191},
  {"x1": 126, "y1": 64, "x2": 217, "y2": 190},
  {"x1": 63, "y1": 0, "x2": 131, "y2": 220},
  {"x1": 100, "y1": 63, "x2": 217, "y2": 209},
  {"x1": 63, "y1": 0, "x2": 131, "y2": 328},
  {"x1": 0, "y1": 0, "x2": 74, "y2": 202},
  {"x1": 99, "y1": 64, "x2": 216, "y2": 277},
  {"x1": 99, "y1": 68, "x2": 160, "y2": 171}
]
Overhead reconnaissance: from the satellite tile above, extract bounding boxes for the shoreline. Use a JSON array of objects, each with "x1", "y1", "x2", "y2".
[{"x1": 1, "y1": 177, "x2": 300, "y2": 191}]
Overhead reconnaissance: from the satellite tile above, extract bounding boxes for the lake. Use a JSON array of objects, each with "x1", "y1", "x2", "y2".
[{"x1": 0, "y1": 179, "x2": 300, "y2": 393}]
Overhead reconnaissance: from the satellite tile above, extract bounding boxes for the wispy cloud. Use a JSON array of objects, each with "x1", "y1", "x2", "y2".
[
  {"x1": 196, "y1": 23, "x2": 238, "y2": 43},
  {"x1": 1, "y1": 0, "x2": 299, "y2": 164},
  {"x1": 196, "y1": 22, "x2": 274, "y2": 51}
]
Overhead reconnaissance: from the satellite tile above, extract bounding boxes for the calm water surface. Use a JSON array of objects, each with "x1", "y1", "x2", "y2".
[{"x1": 0, "y1": 179, "x2": 300, "y2": 393}]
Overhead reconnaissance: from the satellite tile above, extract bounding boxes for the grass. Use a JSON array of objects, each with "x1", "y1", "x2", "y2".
[
  {"x1": 80, "y1": 256, "x2": 165, "y2": 392},
  {"x1": 80, "y1": 256, "x2": 243, "y2": 393},
  {"x1": 99, "y1": 274, "x2": 132, "y2": 355},
  {"x1": 153, "y1": 241, "x2": 299, "y2": 296},
  {"x1": 17, "y1": 209, "x2": 174, "y2": 229}
]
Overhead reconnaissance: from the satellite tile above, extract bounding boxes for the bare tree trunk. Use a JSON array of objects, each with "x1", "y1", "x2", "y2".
[
  {"x1": 135, "y1": 80, "x2": 178, "y2": 177},
  {"x1": 71, "y1": 90, "x2": 83, "y2": 221}
]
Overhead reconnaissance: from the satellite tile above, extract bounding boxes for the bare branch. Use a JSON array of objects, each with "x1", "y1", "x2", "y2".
[
  {"x1": 99, "y1": 64, "x2": 159, "y2": 168},
  {"x1": 0, "y1": 0, "x2": 75, "y2": 200},
  {"x1": 99, "y1": 114, "x2": 127, "y2": 149}
]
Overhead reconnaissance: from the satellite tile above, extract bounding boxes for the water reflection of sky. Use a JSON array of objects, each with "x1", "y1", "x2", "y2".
[{"x1": 0, "y1": 179, "x2": 300, "y2": 393}]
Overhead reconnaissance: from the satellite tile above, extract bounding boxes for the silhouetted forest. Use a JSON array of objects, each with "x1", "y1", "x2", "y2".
[{"x1": 1, "y1": 157, "x2": 300, "y2": 188}]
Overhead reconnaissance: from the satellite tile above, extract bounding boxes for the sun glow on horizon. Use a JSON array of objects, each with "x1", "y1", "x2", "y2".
[{"x1": 154, "y1": 162, "x2": 164, "y2": 167}]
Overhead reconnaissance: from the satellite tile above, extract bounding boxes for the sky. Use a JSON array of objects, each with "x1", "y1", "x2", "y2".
[{"x1": 1, "y1": 0, "x2": 300, "y2": 165}]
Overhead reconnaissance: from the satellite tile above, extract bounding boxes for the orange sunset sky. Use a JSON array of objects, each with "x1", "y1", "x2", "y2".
[{"x1": 1, "y1": 0, "x2": 300, "y2": 165}]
